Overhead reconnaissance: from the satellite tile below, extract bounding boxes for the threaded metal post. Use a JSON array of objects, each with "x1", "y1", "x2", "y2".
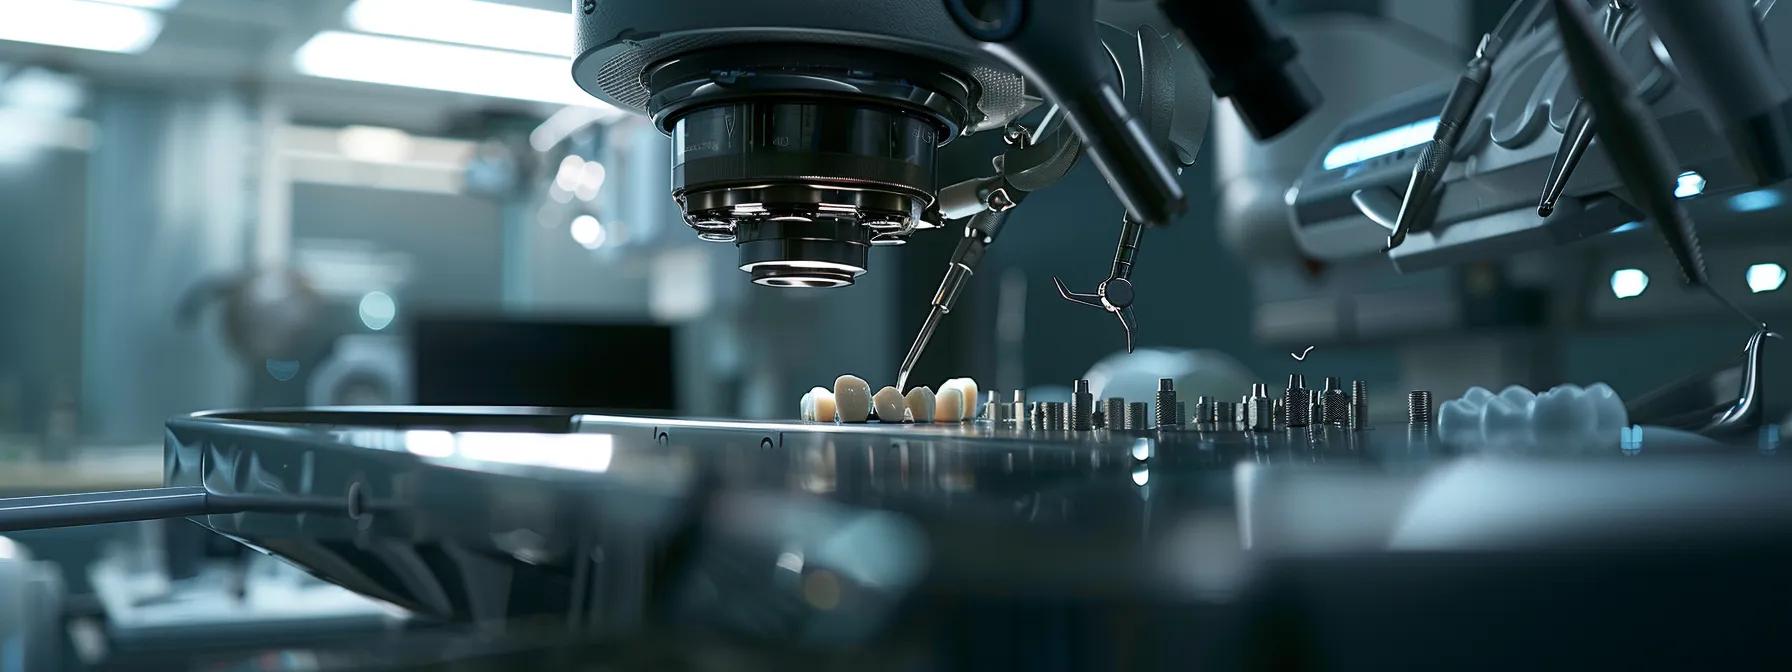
[
  {"x1": 1408, "y1": 390, "x2": 1434, "y2": 426},
  {"x1": 1284, "y1": 388, "x2": 1312, "y2": 427},
  {"x1": 1126, "y1": 402, "x2": 1149, "y2": 430},
  {"x1": 1104, "y1": 398, "x2": 1126, "y2": 430},
  {"x1": 1154, "y1": 378, "x2": 1178, "y2": 428},
  {"x1": 1349, "y1": 380, "x2": 1367, "y2": 429},
  {"x1": 1046, "y1": 402, "x2": 1068, "y2": 431},
  {"x1": 1071, "y1": 379, "x2": 1094, "y2": 431}
]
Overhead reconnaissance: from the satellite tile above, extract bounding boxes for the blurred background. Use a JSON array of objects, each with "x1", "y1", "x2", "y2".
[{"x1": 0, "y1": 0, "x2": 1786, "y2": 668}]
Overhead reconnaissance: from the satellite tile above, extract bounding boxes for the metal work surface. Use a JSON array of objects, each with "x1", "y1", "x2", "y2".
[{"x1": 164, "y1": 408, "x2": 1792, "y2": 669}]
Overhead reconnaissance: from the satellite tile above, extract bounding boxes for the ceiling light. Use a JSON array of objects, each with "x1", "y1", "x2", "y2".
[
  {"x1": 529, "y1": 105, "x2": 620, "y2": 151},
  {"x1": 0, "y1": 0, "x2": 163, "y2": 53},
  {"x1": 346, "y1": 0, "x2": 570, "y2": 57},
  {"x1": 1609, "y1": 268, "x2": 1649, "y2": 299},
  {"x1": 1674, "y1": 170, "x2": 1706, "y2": 198},
  {"x1": 92, "y1": 0, "x2": 179, "y2": 8},
  {"x1": 358, "y1": 290, "x2": 397, "y2": 330},
  {"x1": 570, "y1": 214, "x2": 606, "y2": 249},
  {"x1": 574, "y1": 160, "x2": 605, "y2": 201},
  {"x1": 337, "y1": 125, "x2": 413, "y2": 163},
  {"x1": 1746, "y1": 263, "x2": 1786, "y2": 294},
  {"x1": 554, "y1": 155, "x2": 583, "y2": 191},
  {"x1": 294, "y1": 31, "x2": 610, "y2": 107}
]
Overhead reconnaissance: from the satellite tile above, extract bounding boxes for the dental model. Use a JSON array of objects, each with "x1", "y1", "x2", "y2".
[
  {"x1": 1439, "y1": 383, "x2": 1627, "y2": 452},
  {"x1": 941, "y1": 378, "x2": 980, "y2": 421},
  {"x1": 800, "y1": 387, "x2": 836, "y2": 422},
  {"x1": 906, "y1": 386, "x2": 936, "y2": 423},
  {"x1": 934, "y1": 386, "x2": 964, "y2": 423},
  {"x1": 873, "y1": 386, "x2": 908, "y2": 422},
  {"x1": 834, "y1": 375, "x2": 872, "y2": 423}
]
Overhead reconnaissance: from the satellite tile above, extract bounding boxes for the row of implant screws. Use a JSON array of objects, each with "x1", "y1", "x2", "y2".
[{"x1": 1009, "y1": 378, "x2": 1429, "y2": 433}]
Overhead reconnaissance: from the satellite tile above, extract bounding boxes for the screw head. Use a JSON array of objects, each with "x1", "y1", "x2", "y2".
[{"x1": 582, "y1": 0, "x2": 596, "y2": 14}]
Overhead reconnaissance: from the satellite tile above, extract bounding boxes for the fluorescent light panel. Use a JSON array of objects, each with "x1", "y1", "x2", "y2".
[
  {"x1": 1322, "y1": 116, "x2": 1440, "y2": 171},
  {"x1": 294, "y1": 31, "x2": 605, "y2": 107},
  {"x1": 92, "y1": 0, "x2": 179, "y2": 9},
  {"x1": 1730, "y1": 189, "x2": 1783, "y2": 212},
  {"x1": 345, "y1": 0, "x2": 571, "y2": 57},
  {"x1": 0, "y1": 0, "x2": 164, "y2": 53}
]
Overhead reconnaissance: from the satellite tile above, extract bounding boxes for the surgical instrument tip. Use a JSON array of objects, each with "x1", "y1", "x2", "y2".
[{"x1": 896, "y1": 307, "x2": 944, "y2": 393}]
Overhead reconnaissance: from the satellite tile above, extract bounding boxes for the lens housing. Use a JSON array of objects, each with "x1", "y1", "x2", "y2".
[{"x1": 648, "y1": 46, "x2": 974, "y2": 287}]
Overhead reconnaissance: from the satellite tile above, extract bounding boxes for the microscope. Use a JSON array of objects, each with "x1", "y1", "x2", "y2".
[{"x1": 569, "y1": 0, "x2": 1321, "y2": 387}]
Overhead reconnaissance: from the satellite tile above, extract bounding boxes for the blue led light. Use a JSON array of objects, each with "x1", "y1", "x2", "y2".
[
  {"x1": 1747, "y1": 263, "x2": 1786, "y2": 294},
  {"x1": 1674, "y1": 170, "x2": 1706, "y2": 198},
  {"x1": 1610, "y1": 268, "x2": 1649, "y2": 299},
  {"x1": 1321, "y1": 116, "x2": 1440, "y2": 171},
  {"x1": 1729, "y1": 189, "x2": 1783, "y2": 212},
  {"x1": 1610, "y1": 221, "x2": 1642, "y2": 234}
]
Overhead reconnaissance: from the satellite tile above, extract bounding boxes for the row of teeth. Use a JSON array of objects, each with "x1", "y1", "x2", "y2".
[
  {"x1": 801, "y1": 376, "x2": 981, "y2": 423},
  {"x1": 1438, "y1": 383, "x2": 1629, "y2": 452}
]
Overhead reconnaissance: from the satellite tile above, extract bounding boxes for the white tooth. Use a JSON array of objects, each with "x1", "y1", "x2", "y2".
[
  {"x1": 1532, "y1": 384, "x2": 1597, "y2": 450},
  {"x1": 1481, "y1": 394, "x2": 1534, "y2": 451},
  {"x1": 834, "y1": 375, "x2": 871, "y2": 423},
  {"x1": 939, "y1": 380, "x2": 966, "y2": 421},
  {"x1": 955, "y1": 378, "x2": 979, "y2": 420},
  {"x1": 1585, "y1": 382, "x2": 1628, "y2": 443},
  {"x1": 1498, "y1": 384, "x2": 1537, "y2": 408},
  {"x1": 934, "y1": 387, "x2": 963, "y2": 423},
  {"x1": 872, "y1": 386, "x2": 906, "y2": 422},
  {"x1": 1439, "y1": 398, "x2": 1484, "y2": 447},
  {"x1": 1461, "y1": 386, "x2": 1495, "y2": 406},
  {"x1": 940, "y1": 378, "x2": 979, "y2": 421},
  {"x1": 811, "y1": 387, "x2": 836, "y2": 422},
  {"x1": 906, "y1": 386, "x2": 936, "y2": 423},
  {"x1": 802, "y1": 386, "x2": 831, "y2": 422}
]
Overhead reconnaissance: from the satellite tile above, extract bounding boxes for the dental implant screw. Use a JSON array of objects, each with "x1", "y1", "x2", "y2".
[
  {"x1": 1048, "y1": 402, "x2": 1070, "y2": 431},
  {"x1": 1155, "y1": 378, "x2": 1179, "y2": 428},
  {"x1": 1028, "y1": 402, "x2": 1043, "y2": 430},
  {"x1": 1071, "y1": 379, "x2": 1094, "y2": 431},
  {"x1": 1246, "y1": 383, "x2": 1273, "y2": 432},
  {"x1": 1195, "y1": 395, "x2": 1216, "y2": 424},
  {"x1": 1408, "y1": 390, "x2": 1435, "y2": 426},
  {"x1": 1177, "y1": 401, "x2": 1188, "y2": 426},
  {"x1": 1214, "y1": 401, "x2": 1235, "y2": 427},
  {"x1": 1092, "y1": 409, "x2": 1106, "y2": 429},
  {"x1": 1321, "y1": 377, "x2": 1348, "y2": 426},
  {"x1": 1284, "y1": 388, "x2": 1313, "y2": 427},
  {"x1": 1349, "y1": 380, "x2": 1368, "y2": 429},
  {"x1": 1105, "y1": 398, "x2": 1126, "y2": 430},
  {"x1": 1127, "y1": 402, "x2": 1150, "y2": 430},
  {"x1": 1010, "y1": 390, "x2": 1027, "y2": 427}
]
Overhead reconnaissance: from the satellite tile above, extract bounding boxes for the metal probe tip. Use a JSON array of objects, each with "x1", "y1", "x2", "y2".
[{"x1": 895, "y1": 306, "x2": 945, "y2": 393}]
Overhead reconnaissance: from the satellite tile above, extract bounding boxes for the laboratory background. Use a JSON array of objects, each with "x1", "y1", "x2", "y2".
[{"x1": 0, "y1": 0, "x2": 1788, "y2": 669}]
